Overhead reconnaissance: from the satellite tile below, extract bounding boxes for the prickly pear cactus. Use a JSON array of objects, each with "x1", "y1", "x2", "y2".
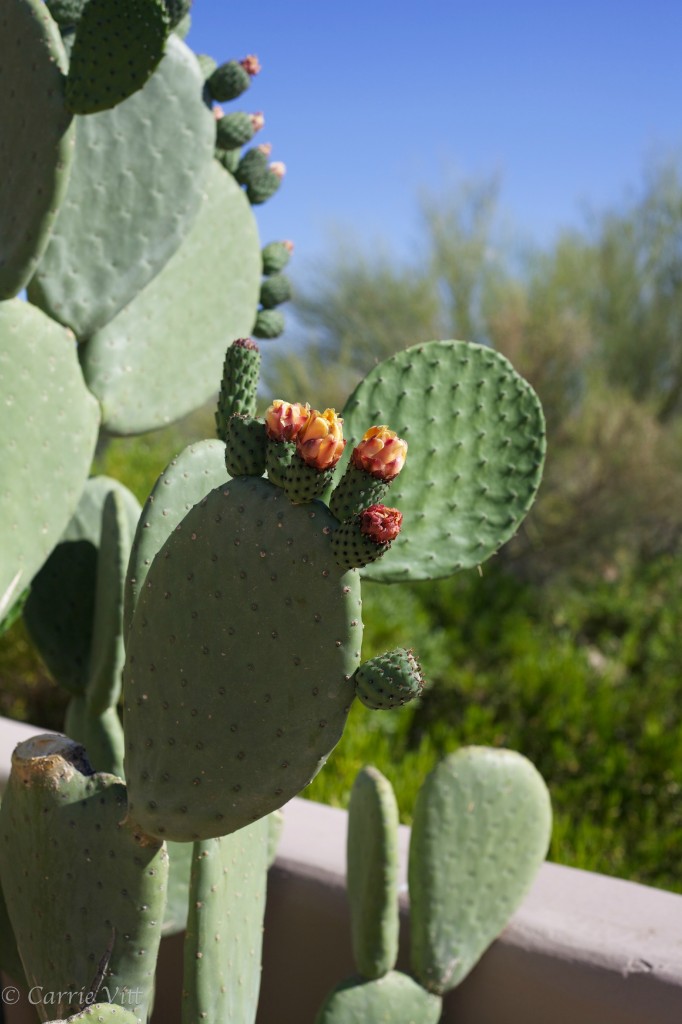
[
  {"x1": 315, "y1": 973, "x2": 443, "y2": 1024},
  {"x1": 123, "y1": 476, "x2": 363, "y2": 841},
  {"x1": 45, "y1": 1007, "x2": 140, "y2": 1024},
  {"x1": 0, "y1": 735, "x2": 168, "y2": 1024}
]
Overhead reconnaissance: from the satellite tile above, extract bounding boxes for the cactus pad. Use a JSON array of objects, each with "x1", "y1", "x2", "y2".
[
  {"x1": 314, "y1": 972, "x2": 442, "y2": 1024},
  {"x1": 0, "y1": 735, "x2": 168, "y2": 1024},
  {"x1": 182, "y1": 819, "x2": 268, "y2": 1024},
  {"x1": 28, "y1": 35, "x2": 215, "y2": 338},
  {"x1": 81, "y1": 161, "x2": 261, "y2": 435},
  {"x1": 408, "y1": 746, "x2": 552, "y2": 994},
  {"x1": 347, "y1": 767, "x2": 399, "y2": 979},
  {"x1": 123, "y1": 476, "x2": 362, "y2": 841},
  {"x1": 45, "y1": 1006, "x2": 140, "y2": 1024},
  {"x1": 65, "y1": 0, "x2": 170, "y2": 114},
  {"x1": 215, "y1": 338, "x2": 261, "y2": 433},
  {"x1": 341, "y1": 340, "x2": 545, "y2": 582},
  {"x1": 124, "y1": 439, "x2": 229, "y2": 635},
  {"x1": 224, "y1": 416, "x2": 267, "y2": 477},
  {"x1": 25, "y1": 477, "x2": 140, "y2": 697},
  {"x1": 0, "y1": 300, "x2": 100, "y2": 599},
  {"x1": 0, "y1": 0, "x2": 74, "y2": 298}
]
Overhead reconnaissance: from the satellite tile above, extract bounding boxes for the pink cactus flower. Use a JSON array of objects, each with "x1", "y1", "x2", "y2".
[
  {"x1": 265, "y1": 400, "x2": 310, "y2": 442},
  {"x1": 351, "y1": 425, "x2": 408, "y2": 481},
  {"x1": 359, "y1": 504, "x2": 403, "y2": 544},
  {"x1": 240, "y1": 54, "x2": 262, "y2": 77}
]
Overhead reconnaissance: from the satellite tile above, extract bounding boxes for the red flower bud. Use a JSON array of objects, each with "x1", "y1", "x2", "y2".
[{"x1": 359, "y1": 504, "x2": 403, "y2": 544}]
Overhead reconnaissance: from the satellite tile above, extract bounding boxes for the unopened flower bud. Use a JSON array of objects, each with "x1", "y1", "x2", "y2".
[
  {"x1": 351, "y1": 426, "x2": 407, "y2": 481},
  {"x1": 283, "y1": 240, "x2": 294, "y2": 253},
  {"x1": 265, "y1": 400, "x2": 310, "y2": 442},
  {"x1": 269, "y1": 161, "x2": 286, "y2": 179},
  {"x1": 296, "y1": 408, "x2": 345, "y2": 470},
  {"x1": 256, "y1": 143, "x2": 272, "y2": 157},
  {"x1": 251, "y1": 112, "x2": 265, "y2": 132},
  {"x1": 359, "y1": 504, "x2": 402, "y2": 544},
  {"x1": 213, "y1": 104, "x2": 225, "y2": 120}
]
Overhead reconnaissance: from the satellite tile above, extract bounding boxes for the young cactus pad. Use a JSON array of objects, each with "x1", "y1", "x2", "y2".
[
  {"x1": 341, "y1": 340, "x2": 545, "y2": 582},
  {"x1": 347, "y1": 767, "x2": 400, "y2": 979},
  {"x1": 123, "y1": 476, "x2": 363, "y2": 841},
  {"x1": 0, "y1": 735, "x2": 168, "y2": 1024},
  {"x1": 0, "y1": 299, "x2": 100, "y2": 599},
  {"x1": 408, "y1": 746, "x2": 552, "y2": 994},
  {"x1": 314, "y1": 972, "x2": 442, "y2": 1024},
  {"x1": 0, "y1": 0, "x2": 74, "y2": 298}
]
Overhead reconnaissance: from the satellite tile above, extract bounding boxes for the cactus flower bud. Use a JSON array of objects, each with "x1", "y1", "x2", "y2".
[
  {"x1": 269, "y1": 161, "x2": 286, "y2": 179},
  {"x1": 265, "y1": 400, "x2": 310, "y2": 442},
  {"x1": 296, "y1": 408, "x2": 346, "y2": 470},
  {"x1": 283, "y1": 240, "x2": 294, "y2": 253},
  {"x1": 359, "y1": 504, "x2": 402, "y2": 544},
  {"x1": 213, "y1": 104, "x2": 225, "y2": 120},
  {"x1": 233, "y1": 336, "x2": 259, "y2": 351},
  {"x1": 256, "y1": 143, "x2": 272, "y2": 157},
  {"x1": 351, "y1": 425, "x2": 408, "y2": 481},
  {"x1": 241, "y1": 54, "x2": 261, "y2": 76},
  {"x1": 251, "y1": 111, "x2": 265, "y2": 132}
]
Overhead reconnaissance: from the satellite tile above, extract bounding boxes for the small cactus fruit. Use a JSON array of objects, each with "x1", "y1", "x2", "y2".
[
  {"x1": 0, "y1": 735, "x2": 168, "y2": 1024},
  {"x1": 215, "y1": 337, "x2": 261, "y2": 436},
  {"x1": 281, "y1": 408, "x2": 346, "y2": 504},
  {"x1": 329, "y1": 426, "x2": 407, "y2": 520},
  {"x1": 354, "y1": 648, "x2": 424, "y2": 710},
  {"x1": 207, "y1": 55, "x2": 261, "y2": 102},
  {"x1": 253, "y1": 307, "x2": 286, "y2": 338},
  {"x1": 247, "y1": 161, "x2": 285, "y2": 205},
  {"x1": 123, "y1": 475, "x2": 363, "y2": 841},
  {"x1": 216, "y1": 111, "x2": 264, "y2": 150},
  {"x1": 223, "y1": 415, "x2": 267, "y2": 477},
  {"x1": 331, "y1": 505, "x2": 403, "y2": 571},
  {"x1": 259, "y1": 272, "x2": 292, "y2": 309},
  {"x1": 262, "y1": 239, "x2": 294, "y2": 275}
]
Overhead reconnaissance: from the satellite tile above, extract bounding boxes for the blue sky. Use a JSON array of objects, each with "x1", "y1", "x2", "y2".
[{"x1": 187, "y1": 1, "x2": 682, "y2": 272}]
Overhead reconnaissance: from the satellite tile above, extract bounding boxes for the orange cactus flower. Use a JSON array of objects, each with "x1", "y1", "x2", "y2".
[
  {"x1": 296, "y1": 408, "x2": 346, "y2": 470},
  {"x1": 264, "y1": 400, "x2": 310, "y2": 442},
  {"x1": 359, "y1": 504, "x2": 403, "y2": 544},
  {"x1": 351, "y1": 425, "x2": 408, "y2": 481}
]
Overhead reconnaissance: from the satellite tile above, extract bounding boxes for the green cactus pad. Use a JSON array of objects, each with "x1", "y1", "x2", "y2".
[
  {"x1": 0, "y1": 0, "x2": 74, "y2": 298},
  {"x1": 24, "y1": 477, "x2": 140, "y2": 697},
  {"x1": 266, "y1": 809, "x2": 284, "y2": 868},
  {"x1": 261, "y1": 240, "x2": 293, "y2": 275},
  {"x1": 123, "y1": 476, "x2": 362, "y2": 841},
  {"x1": 45, "y1": 1005, "x2": 140, "y2": 1024},
  {"x1": 259, "y1": 273, "x2": 292, "y2": 309},
  {"x1": 0, "y1": 880, "x2": 26, "y2": 988},
  {"x1": 162, "y1": 841, "x2": 194, "y2": 936},
  {"x1": 409, "y1": 746, "x2": 552, "y2": 994},
  {"x1": 181, "y1": 819, "x2": 268, "y2": 1024},
  {"x1": 0, "y1": 735, "x2": 168, "y2": 1024},
  {"x1": 224, "y1": 416, "x2": 267, "y2": 477},
  {"x1": 81, "y1": 160, "x2": 261, "y2": 435},
  {"x1": 354, "y1": 649, "x2": 424, "y2": 711},
  {"x1": 0, "y1": 300, "x2": 100, "y2": 600},
  {"x1": 347, "y1": 767, "x2": 399, "y2": 979},
  {"x1": 314, "y1": 972, "x2": 442, "y2": 1024},
  {"x1": 341, "y1": 340, "x2": 546, "y2": 582},
  {"x1": 253, "y1": 308, "x2": 285, "y2": 339},
  {"x1": 45, "y1": 0, "x2": 88, "y2": 26},
  {"x1": 64, "y1": 697, "x2": 125, "y2": 778},
  {"x1": 162, "y1": 0, "x2": 190, "y2": 28},
  {"x1": 172, "y1": 10, "x2": 190, "y2": 37},
  {"x1": 235, "y1": 146, "x2": 269, "y2": 186},
  {"x1": 28, "y1": 35, "x2": 215, "y2": 338},
  {"x1": 215, "y1": 146, "x2": 240, "y2": 174},
  {"x1": 124, "y1": 440, "x2": 229, "y2": 635},
  {"x1": 196, "y1": 54, "x2": 217, "y2": 80},
  {"x1": 65, "y1": 0, "x2": 170, "y2": 115},
  {"x1": 215, "y1": 338, "x2": 261, "y2": 434},
  {"x1": 246, "y1": 167, "x2": 283, "y2": 206}
]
